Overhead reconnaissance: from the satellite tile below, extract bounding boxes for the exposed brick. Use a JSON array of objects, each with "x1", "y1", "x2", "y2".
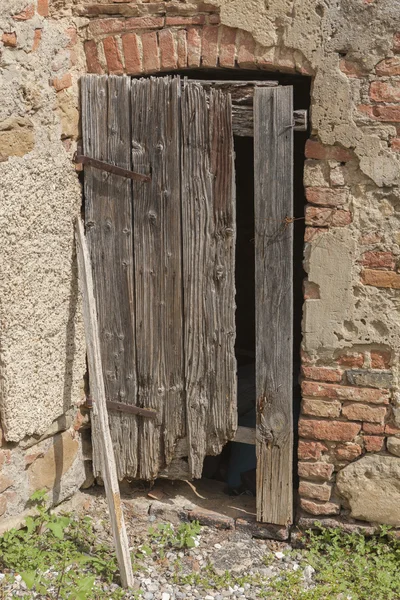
[
  {"x1": 299, "y1": 481, "x2": 331, "y2": 501},
  {"x1": 298, "y1": 462, "x2": 334, "y2": 481},
  {"x1": 84, "y1": 40, "x2": 103, "y2": 74},
  {"x1": 299, "y1": 498, "x2": 340, "y2": 516},
  {"x1": 237, "y1": 30, "x2": 256, "y2": 68},
  {"x1": 370, "y1": 350, "x2": 391, "y2": 369},
  {"x1": 361, "y1": 269, "x2": 400, "y2": 289},
  {"x1": 103, "y1": 36, "x2": 124, "y2": 74},
  {"x1": 51, "y1": 73, "x2": 72, "y2": 92},
  {"x1": 358, "y1": 104, "x2": 400, "y2": 123},
  {"x1": 302, "y1": 399, "x2": 342, "y2": 419},
  {"x1": 299, "y1": 419, "x2": 361, "y2": 442},
  {"x1": 363, "y1": 422, "x2": 384, "y2": 434},
  {"x1": 391, "y1": 138, "x2": 400, "y2": 151},
  {"x1": 301, "y1": 381, "x2": 390, "y2": 404},
  {"x1": 305, "y1": 206, "x2": 352, "y2": 227},
  {"x1": 37, "y1": 0, "x2": 49, "y2": 17},
  {"x1": 340, "y1": 59, "x2": 367, "y2": 77},
  {"x1": 334, "y1": 443, "x2": 362, "y2": 461},
  {"x1": 166, "y1": 16, "x2": 205, "y2": 26},
  {"x1": 13, "y1": 4, "x2": 34, "y2": 20},
  {"x1": 65, "y1": 27, "x2": 77, "y2": 48},
  {"x1": 88, "y1": 18, "x2": 125, "y2": 37},
  {"x1": 141, "y1": 31, "x2": 159, "y2": 73},
  {"x1": 385, "y1": 423, "x2": 400, "y2": 435},
  {"x1": 370, "y1": 81, "x2": 400, "y2": 103},
  {"x1": 303, "y1": 280, "x2": 320, "y2": 299},
  {"x1": 305, "y1": 139, "x2": 353, "y2": 162},
  {"x1": 302, "y1": 366, "x2": 343, "y2": 383},
  {"x1": 125, "y1": 16, "x2": 164, "y2": 31},
  {"x1": 159, "y1": 29, "x2": 177, "y2": 71},
  {"x1": 337, "y1": 351, "x2": 364, "y2": 368},
  {"x1": 2, "y1": 32, "x2": 17, "y2": 47},
  {"x1": 361, "y1": 251, "x2": 395, "y2": 270},
  {"x1": 32, "y1": 28, "x2": 42, "y2": 51},
  {"x1": 394, "y1": 32, "x2": 400, "y2": 53},
  {"x1": 342, "y1": 403, "x2": 386, "y2": 424},
  {"x1": 305, "y1": 187, "x2": 348, "y2": 208},
  {"x1": 201, "y1": 25, "x2": 218, "y2": 67},
  {"x1": 359, "y1": 231, "x2": 383, "y2": 245},
  {"x1": 298, "y1": 440, "x2": 328, "y2": 460},
  {"x1": 376, "y1": 57, "x2": 400, "y2": 76},
  {"x1": 208, "y1": 14, "x2": 220, "y2": 25},
  {"x1": 219, "y1": 26, "x2": 236, "y2": 68},
  {"x1": 176, "y1": 29, "x2": 187, "y2": 69},
  {"x1": 122, "y1": 33, "x2": 142, "y2": 74},
  {"x1": 187, "y1": 27, "x2": 201, "y2": 68},
  {"x1": 364, "y1": 435, "x2": 384, "y2": 452}
]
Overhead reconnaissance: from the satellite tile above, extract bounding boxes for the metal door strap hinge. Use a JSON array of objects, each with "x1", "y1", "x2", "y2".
[
  {"x1": 73, "y1": 153, "x2": 151, "y2": 183},
  {"x1": 106, "y1": 400, "x2": 157, "y2": 418}
]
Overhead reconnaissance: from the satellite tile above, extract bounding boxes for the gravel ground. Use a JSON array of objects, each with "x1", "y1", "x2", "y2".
[{"x1": 0, "y1": 491, "x2": 317, "y2": 599}]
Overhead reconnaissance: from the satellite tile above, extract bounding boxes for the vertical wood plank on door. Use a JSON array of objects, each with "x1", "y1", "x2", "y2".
[
  {"x1": 206, "y1": 89, "x2": 237, "y2": 455},
  {"x1": 131, "y1": 77, "x2": 185, "y2": 480},
  {"x1": 81, "y1": 75, "x2": 138, "y2": 479},
  {"x1": 254, "y1": 86, "x2": 294, "y2": 525},
  {"x1": 181, "y1": 83, "x2": 237, "y2": 478}
]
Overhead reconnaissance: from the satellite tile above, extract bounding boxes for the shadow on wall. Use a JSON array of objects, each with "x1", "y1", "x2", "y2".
[{"x1": 52, "y1": 241, "x2": 79, "y2": 505}]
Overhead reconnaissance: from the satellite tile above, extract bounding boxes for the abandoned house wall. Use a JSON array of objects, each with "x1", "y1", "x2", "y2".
[{"x1": 0, "y1": 0, "x2": 400, "y2": 529}]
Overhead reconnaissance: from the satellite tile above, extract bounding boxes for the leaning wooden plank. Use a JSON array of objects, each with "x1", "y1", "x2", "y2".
[
  {"x1": 131, "y1": 76, "x2": 185, "y2": 480},
  {"x1": 254, "y1": 86, "x2": 294, "y2": 526},
  {"x1": 81, "y1": 74, "x2": 138, "y2": 480},
  {"x1": 75, "y1": 218, "x2": 134, "y2": 588}
]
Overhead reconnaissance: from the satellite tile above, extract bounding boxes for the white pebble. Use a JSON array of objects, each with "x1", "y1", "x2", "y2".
[
  {"x1": 275, "y1": 551, "x2": 284, "y2": 559},
  {"x1": 303, "y1": 564, "x2": 315, "y2": 579},
  {"x1": 214, "y1": 543, "x2": 222, "y2": 549},
  {"x1": 162, "y1": 594, "x2": 171, "y2": 600},
  {"x1": 293, "y1": 563, "x2": 300, "y2": 571}
]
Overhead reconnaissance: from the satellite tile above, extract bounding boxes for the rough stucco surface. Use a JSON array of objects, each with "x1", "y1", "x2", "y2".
[{"x1": 0, "y1": 0, "x2": 86, "y2": 442}]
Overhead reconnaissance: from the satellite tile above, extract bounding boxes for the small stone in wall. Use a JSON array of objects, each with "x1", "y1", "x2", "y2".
[
  {"x1": 387, "y1": 437, "x2": 400, "y2": 457},
  {"x1": 28, "y1": 431, "x2": 79, "y2": 492},
  {"x1": 336, "y1": 455, "x2": 400, "y2": 525},
  {"x1": 0, "y1": 117, "x2": 34, "y2": 161}
]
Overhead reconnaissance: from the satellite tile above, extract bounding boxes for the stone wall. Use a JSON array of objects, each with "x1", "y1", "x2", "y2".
[{"x1": 0, "y1": 0, "x2": 400, "y2": 529}]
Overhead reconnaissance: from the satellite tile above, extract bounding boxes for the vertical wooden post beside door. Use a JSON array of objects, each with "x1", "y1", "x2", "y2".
[{"x1": 254, "y1": 86, "x2": 294, "y2": 526}]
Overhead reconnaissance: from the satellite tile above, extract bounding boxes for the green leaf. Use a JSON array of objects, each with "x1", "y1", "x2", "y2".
[
  {"x1": 21, "y1": 570, "x2": 37, "y2": 590},
  {"x1": 30, "y1": 489, "x2": 47, "y2": 502},
  {"x1": 25, "y1": 516, "x2": 36, "y2": 535},
  {"x1": 47, "y1": 521, "x2": 65, "y2": 539}
]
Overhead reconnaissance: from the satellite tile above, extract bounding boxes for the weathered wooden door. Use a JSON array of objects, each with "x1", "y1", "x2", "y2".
[
  {"x1": 81, "y1": 75, "x2": 237, "y2": 483},
  {"x1": 81, "y1": 75, "x2": 293, "y2": 526}
]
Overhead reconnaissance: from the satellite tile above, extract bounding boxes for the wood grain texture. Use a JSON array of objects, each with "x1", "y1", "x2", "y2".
[
  {"x1": 75, "y1": 218, "x2": 134, "y2": 588},
  {"x1": 81, "y1": 75, "x2": 138, "y2": 480},
  {"x1": 131, "y1": 77, "x2": 185, "y2": 480},
  {"x1": 254, "y1": 86, "x2": 294, "y2": 526},
  {"x1": 206, "y1": 88, "x2": 237, "y2": 456},
  {"x1": 181, "y1": 82, "x2": 236, "y2": 478}
]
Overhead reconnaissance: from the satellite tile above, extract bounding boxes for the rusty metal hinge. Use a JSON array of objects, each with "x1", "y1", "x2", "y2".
[
  {"x1": 73, "y1": 152, "x2": 151, "y2": 183},
  {"x1": 106, "y1": 400, "x2": 157, "y2": 419}
]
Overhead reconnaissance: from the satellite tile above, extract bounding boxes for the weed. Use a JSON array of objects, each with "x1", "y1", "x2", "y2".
[{"x1": 0, "y1": 490, "x2": 139, "y2": 599}]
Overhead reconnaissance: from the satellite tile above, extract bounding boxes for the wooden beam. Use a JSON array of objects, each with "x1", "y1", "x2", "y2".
[
  {"x1": 75, "y1": 218, "x2": 134, "y2": 588},
  {"x1": 234, "y1": 426, "x2": 256, "y2": 445},
  {"x1": 254, "y1": 86, "x2": 294, "y2": 526},
  {"x1": 232, "y1": 105, "x2": 308, "y2": 136}
]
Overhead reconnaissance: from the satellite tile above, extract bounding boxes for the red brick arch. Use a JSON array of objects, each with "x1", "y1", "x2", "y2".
[{"x1": 83, "y1": 10, "x2": 314, "y2": 77}]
